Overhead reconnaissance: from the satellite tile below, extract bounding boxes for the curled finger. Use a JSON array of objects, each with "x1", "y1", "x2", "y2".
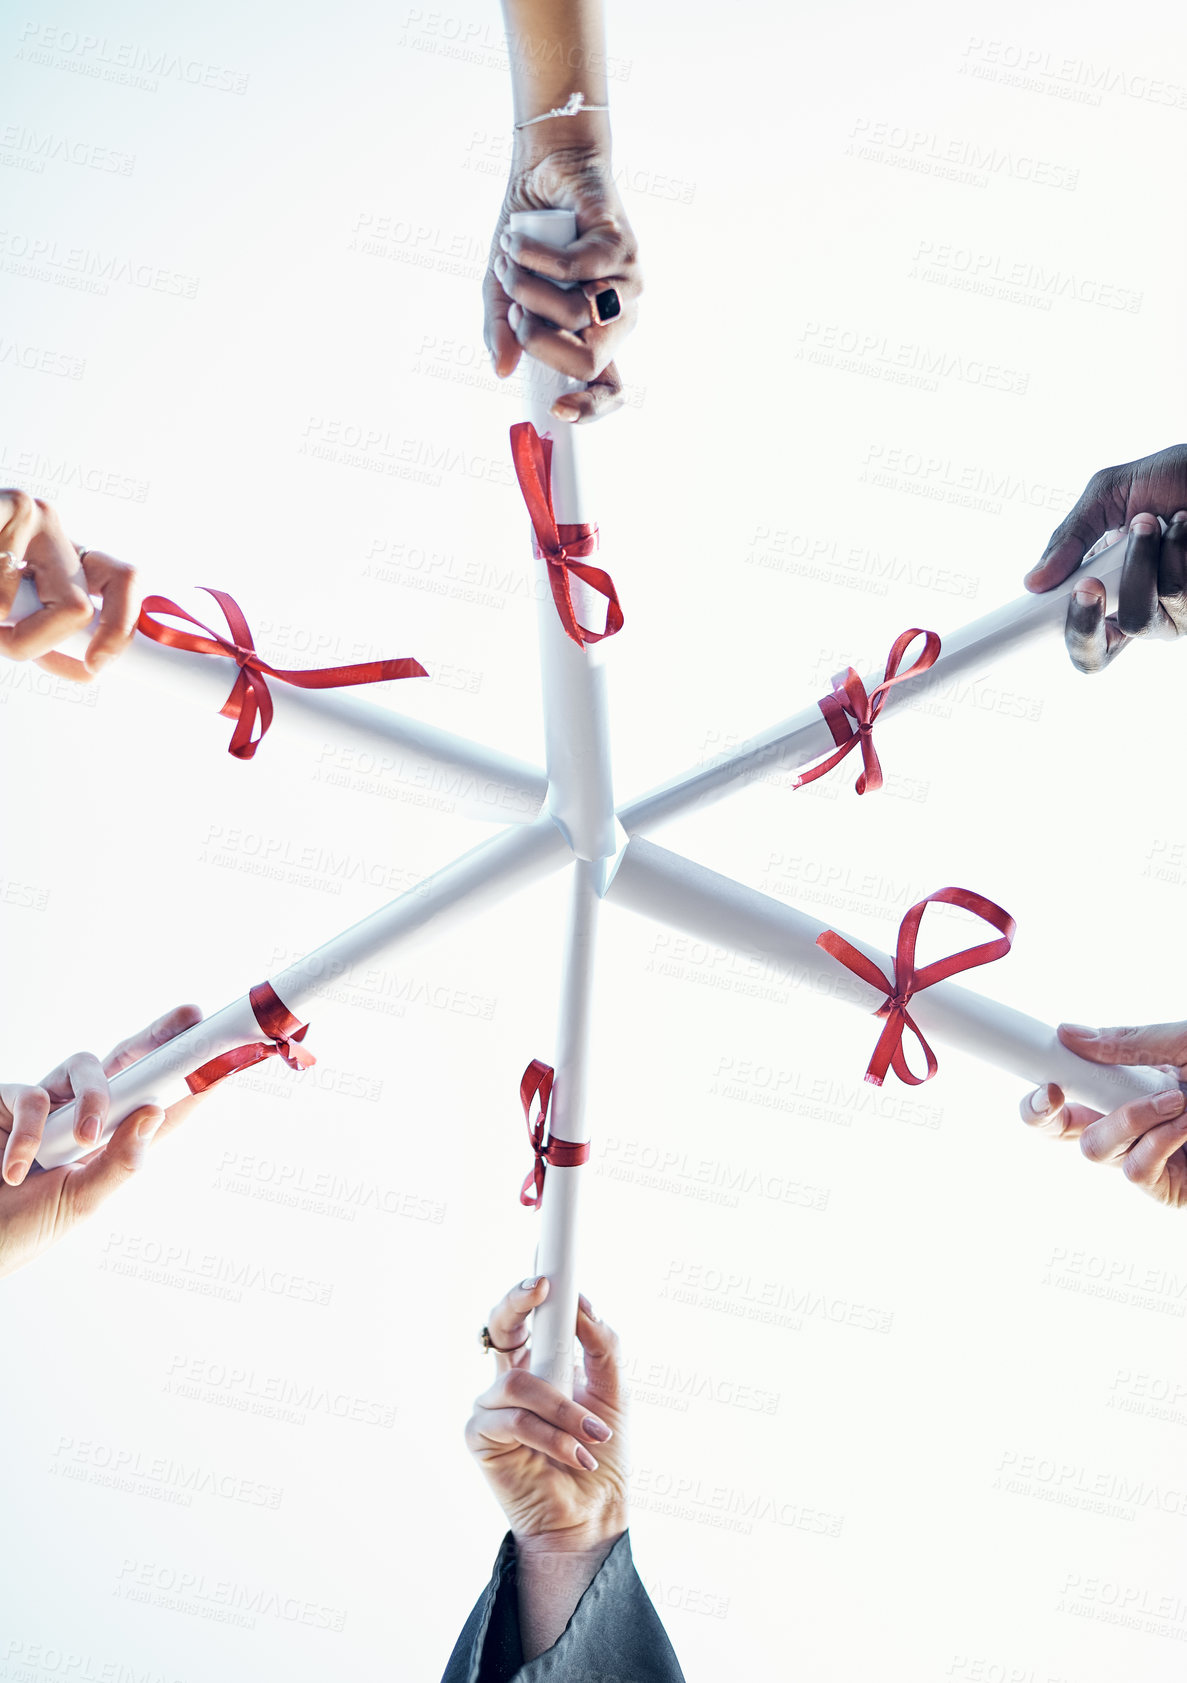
[
  {"x1": 1079, "y1": 1088, "x2": 1186, "y2": 1165},
  {"x1": 467, "y1": 1401, "x2": 600, "y2": 1472},
  {"x1": 1, "y1": 1085, "x2": 50, "y2": 1185},
  {"x1": 39, "y1": 1050, "x2": 109, "y2": 1148},
  {"x1": 1064, "y1": 579, "x2": 1127, "y2": 674},
  {"x1": 1117, "y1": 513, "x2": 1172, "y2": 637},
  {"x1": 82, "y1": 553, "x2": 140, "y2": 672},
  {"x1": 1019, "y1": 1084, "x2": 1100, "y2": 1141},
  {"x1": 484, "y1": 1275, "x2": 548, "y2": 1370},
  {"x1": 551, "y1": 362, "x2": 625, "y2": 425},
  {"x1": 102, "y1": 1003, "x2": 204, "y2": 1078},
  {"x1": 1158, "y1": 512, "x2": 1187, "y2": 633},
  {"x1": 1118, "y1": 1113, "x2": 1187, "y2": 1198}
]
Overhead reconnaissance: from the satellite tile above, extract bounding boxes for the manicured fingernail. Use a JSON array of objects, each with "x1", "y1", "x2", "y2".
[
  {"x1": 4, "y1": 1157, "x2": 28, "y2": 1185},
  {"x1": 78, "y1": 1114, "x2": 101, "y2": 1144},
  {"x1": 575, "y1": 1445, "x2": 598, "y2": 1471},
  {"x1": 1154, "y1": 1089, "x2": 1185, "y2": 1117},
  {"x1": 521, "y1": 1276, "x2": 541, "y2": 1291},
  {"x1": 582, "y1": 1415, "x2": 612, "y2": 1442},
  {"x1": 551, "y1": 401, "x2": 579, "y2": 423},
  {"x1": 136, "y1": 1109, "x2": 164, "y2": 1142},
  {"x1": 1129, "y1": 512, "x2": 1159, "y2": 535},
  {"x1": 1061, "y1": 1023, "x2": 1098, "y2": 1038},
  {"x1": 1028, "y1": 1085, "x2": 1053, "y2": 1118}
]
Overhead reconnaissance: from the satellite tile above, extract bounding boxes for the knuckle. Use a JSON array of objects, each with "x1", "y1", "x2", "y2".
[
  {"x1": 1122, "y1": 1151, "x2": 1149, "y2": 1185},
  {"x1": 8, "y1": 489, "x2": 35, "y2": 522}
]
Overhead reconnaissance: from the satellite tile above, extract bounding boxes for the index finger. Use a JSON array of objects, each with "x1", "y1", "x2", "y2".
[
  {"x1": 82, "y1": 553, "x2": 140, "y2": 671},
  {"x1": 1116, "y1": 514, "x2": 1170, "y2": 637},
  {"x1": 38, "y1": 1050, "x2": 109, "y2": 1147},
  {"x1": 503, "y1": 225, "x2": 634, "y2": 286},
  {"x1": 1, "y1": 1085, "x2": 50, "y2": 1185},
  {"x1": 102, "y1": 1004, "x2": 204, "y2": 1077}
]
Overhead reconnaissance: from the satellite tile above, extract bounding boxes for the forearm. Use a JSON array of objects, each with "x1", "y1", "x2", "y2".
[
  {"x1": 514, "y1": 1529, "x2": 624, "y2": 1661},
  {"x1": 500, "y1": 0, "x2": 611, "y2": 154}
]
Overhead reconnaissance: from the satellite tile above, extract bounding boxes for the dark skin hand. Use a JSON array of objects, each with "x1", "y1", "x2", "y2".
[{"x1": 1024, "y1": 444, "x2": 1187, "y2": 672}]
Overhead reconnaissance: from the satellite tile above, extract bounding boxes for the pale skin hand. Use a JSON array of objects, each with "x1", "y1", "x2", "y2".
[
  {"x1": 0, "y1": 1005, "x2": 206, "y2": 1278},
  {"x1": 1021, "y1": 1022, "x2": 1187, "y2": 1208},
  {"x1": 467, "y1": 1277, "x2": 627, "y2": 1547},
  {"x1": 0, "y1": 490, "x2": 140, "y2": 679},
  {"x1": 1023, "y1": 444, "x2": 1187, "y2": 672},
  {"x1": 484, "y1": 0, "x2": 642, "y2": 421}
]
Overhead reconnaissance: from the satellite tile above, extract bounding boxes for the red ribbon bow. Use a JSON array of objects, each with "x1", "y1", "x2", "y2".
[
  {"x1": 509, "y1": 422, "x2": 623, "y2": 649},
  {"x1": 185, "y1": 982, "x2": 316, "y2": 1096},
  {"x1": 816, "y1": 888, "x2": 1015, "y2": 1087},
  {"x1": 519, "y1": 1058, "x2": 591, "y2": 1208},
  {"x1": 794, "y1": 628, "x2": 941, "y2": 795},
  {"x1": 136, "y1": 588, "x2": 427, "y2": 760}
]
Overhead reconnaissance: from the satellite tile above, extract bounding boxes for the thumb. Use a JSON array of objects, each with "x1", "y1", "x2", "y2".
[
  {"x1": 1057, "y1": 1021, "x2": 1187, "y2": 1068},
  {"x1": 1025, "y1": 468, "x2": 1129, "y2": 592},
  {"x1": 57, "y1": 1105, "x2": 164, "y2": 1228}
]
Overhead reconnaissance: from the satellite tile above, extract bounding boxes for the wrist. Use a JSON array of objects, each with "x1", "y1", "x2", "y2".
[
  {"x1": 513, "y1": 1517, "x2": 627, "y2": 1559},
  {"x1": 512, "y1": 115, "x2": 612, "y2": 173}
]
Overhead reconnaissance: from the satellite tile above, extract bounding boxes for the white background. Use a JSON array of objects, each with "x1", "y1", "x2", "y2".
[{"x1": 2, "y1": 0, "x2": 1187, "y2": 1678}]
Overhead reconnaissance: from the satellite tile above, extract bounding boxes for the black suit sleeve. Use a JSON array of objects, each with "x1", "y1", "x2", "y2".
[{"x1": 440, "y1": 1530, "x2": 686, "y2": 1683}]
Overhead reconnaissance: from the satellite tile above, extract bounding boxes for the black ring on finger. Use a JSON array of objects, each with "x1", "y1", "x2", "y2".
[
  {"x1": 480, "y1": 1325, "x2": 530, "y2": 1354},
  {"x1": 589, "y1": 287, "x2": 621, "y2": 326}
]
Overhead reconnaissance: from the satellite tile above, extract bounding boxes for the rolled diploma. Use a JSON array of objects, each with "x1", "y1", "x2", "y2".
[
  {"x1": 34, "y1": 813, "x2": 570, "y2": 1168},
  {"x1": 607, "y1": 837, "x2": 1171, "y2": 1114},
  {"x1": 7, "y1": 574, "x2": 546, "y2": 824},
  {"x1": 530, "y1": 859, "x2": 601, "y2": 1393},
  {"x1": 620, "y1": 534, "x2": 1133, "y2": 834},
  {"x1": 510, "y1": 208, "x2": 618, "y2": 862}
]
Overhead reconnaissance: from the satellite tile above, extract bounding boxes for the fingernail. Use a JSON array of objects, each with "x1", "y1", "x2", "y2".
[
  {"x1": 136, "y1": 1109, "x2": 164, "y2": 1142},
  {"x1": 551, "y1": 401, "x2": 579, "y2": 423},
  {"x1": 578, "y1": 1293, "x2": 600, "y2": 1322},
  {"x1": 78, "y1": 1114, "x2": 101, "y2": 1144},
  {"x1": 1028, "y1": 1085, "x2": 1053, "y2": 1118},
  {"x1": 86, "y1": 651, "x2": 111, "y2": 673},
  {"x1": 4, "y1": 1157, "x2": 28, "y2": 1186},
  {"x1": 582, "y1": 1415, "x2": 612, "y2": 1442},
  {"x1": 1129, "y1": 512, "x2": 1159, "y2": 535},
  {"x1": 1155, "y1": 1089, "x2": 1185, "y2": 1117},
  {"x1": 499, "y1": 232, "x2": 511, "y2": 251},
  {"x1": 575, "y1": 1445, "x2": 598, "y2": 1471},
  {"x1": 508, "y1": 303, "x2": 523, "y2": 330},
  {"x1": 1072, "y1": 587, "x2": 1097, "y2": 606},
  {"x1": 1061, "y1": 1023, "x2": 1098, "y2": 1038},
  {"x1": 521, "y1": 1276, "x2": 541, "y2": 1291}
]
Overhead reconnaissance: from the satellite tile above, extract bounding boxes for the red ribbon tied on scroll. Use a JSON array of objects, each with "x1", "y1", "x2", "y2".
[
  {"x1": 815, "y1": 888, "x2": 1016, "y2": 1087},
  {"x1": 185, "y1": 982, "x2": 316, "y2": 1096},
  {"x1": 793, "y1": 628, "x2": 941, "y2": 795},
  {"x1": 509, "y1": 422, "x2": 623, "y2": 649},
  {"x1": 136, "y1": 589, "x2": 427, "y2": 760},
  {"x1": 519, "y1": 1058, "x2": 591, "y2": 1209}
]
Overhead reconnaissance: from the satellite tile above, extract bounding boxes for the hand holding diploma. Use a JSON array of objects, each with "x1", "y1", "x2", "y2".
[
  {"x1": 1021, "y1": 1021, "x2": 1187, "y2": 1208},
  {"x1": 484, "y1": 0, "x2": 642, "y2": 422},
  {"x1": 0, "y1": 1004, "x2": 206, "y2": 1278},
  {"x1": 0, "y1": 490, "x2": 139, "y2": 679},
  {"x1": 1024, "y1": 444, "x2": 1187, "y2": 672}
]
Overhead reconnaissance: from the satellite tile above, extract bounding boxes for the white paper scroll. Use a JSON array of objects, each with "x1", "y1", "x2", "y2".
[
  {"x1": 5, "y1": 573, "x2": 547, "y2": 824},
  {"x1": 510, "y1": 209, "x2": 621, "y2": 864},
  {"x1": 34, "y1": 814, "x2": 570, "y2": 1168},
  {"x1": 606, "y1": 836, "x2": 1171, "y2": 1114},
  {"x1": 620, "y1": 533, "x2": 1135, "y2": 834},
  {"x1": 528, "y1": 859, "x2": 601, "y2": 1388}
]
